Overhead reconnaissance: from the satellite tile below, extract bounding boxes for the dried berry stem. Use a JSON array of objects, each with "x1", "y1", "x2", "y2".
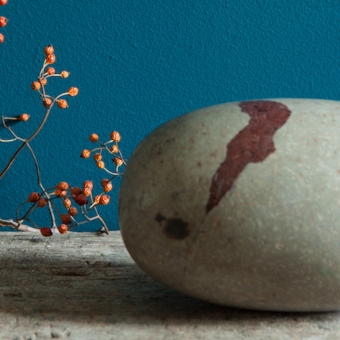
[
  {"x1": 0, "y1": 105, "x2": 53, "y2": 178},
  {"x1": 0, "y1": 45, "x2": 113, "y2": 235},
  {"x1": 0, "y1": 219, "x2": 39, "y2": 232},
  {"x1": 1, "y1": 109, "x2": 58, "y2": 230},
  {"x1": 25, "y1": 142, "x2": 57, "y2": 229}
]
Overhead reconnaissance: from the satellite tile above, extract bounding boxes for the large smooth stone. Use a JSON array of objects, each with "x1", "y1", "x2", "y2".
[{"x1": 119, "y1": 99, "x2": 340, "y2": 312}]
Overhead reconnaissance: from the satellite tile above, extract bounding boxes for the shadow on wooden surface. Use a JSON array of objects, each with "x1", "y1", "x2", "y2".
[{"x1": 0, "y1": 232, "x2": 338, "y2": 329}]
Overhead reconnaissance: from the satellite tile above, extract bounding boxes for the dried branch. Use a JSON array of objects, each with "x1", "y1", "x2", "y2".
[
  {"x1": 1, "y1": 43, "x2": 118, "y2": 236},
  {"x1": 0, "y1": 219, "x2": 39, "y2": 232}
]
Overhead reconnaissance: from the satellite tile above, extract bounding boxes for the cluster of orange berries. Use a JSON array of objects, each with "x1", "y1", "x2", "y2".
[
  {"x1": 30, "y1": 45, "x2": 79, "y2": 110},
  {"x1": 27, "y1": 180, "x2": 111, "y2": 237},
  {"x1": 81, "y1": 131, "x2": 125, "y2": 172},
  {"x1": 0, "y1": 0, "x2": 8, "y2": 43},
  {"x1": 9, "y1": 46, "x2": 78, "y2": 125}
]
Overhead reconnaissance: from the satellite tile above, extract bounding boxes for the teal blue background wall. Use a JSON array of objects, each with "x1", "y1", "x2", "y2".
[{"x1": 1, "y1": 0, "x2": 340, "y2": 231}]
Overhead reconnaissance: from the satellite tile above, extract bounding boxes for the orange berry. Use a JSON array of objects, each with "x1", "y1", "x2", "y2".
[
  {"x1": 0, "y1": 0, "x2": 8, "y2": 5},
  {"x1": 80, "y1": 149, "x2": 91, "y2": 158},
  {"x1": 20, "y1": 113, "x2": 30, "y2": 122},
  {"x1": 73, "y1": 195, "x2": 88, "y2": 206},
  {"x1": 68, "y1": 87, "x2": 79, "y2": 97},
  {"x1": 110, "y1": 145, "x2": 119, "y2": 153},
  {"x1": 39, "y1": 77, "x2": 47, "y2": 86},
  {"x1": 113, "y1": 157, "x2": 123, "y2": 167},
  {"x1": 56, "y1": 181, "x2": 69, "y2": 190},
  {"x1": 94, "y1": 153, "x2": 102, "y2": 161},
  {"x1": 46, "y1": 54, "x2": 56, "y2": 64},
  {"x1": 110, "y1": 131, "x2": 121, "y2": 142},
  {"x1": 0, "y1": 34, "x2": 4, "y2": 43},
  {"x1": 60, "y1": 214, "x2": 71, "y2": 224},
  {"x1": 0, "y1": 16, "x2": 8, "y2": 27},
  {"x1": 57, "y1": 99, "x2": 68, "y2": 109},
  {"x1": 71, "y1": 186, "x2": 81, "y2": 197},
  {"x1": 83, "y1": 187, "x2": 92, "y2": 197},
  {"x1": 28, "y1": 192, "x2": 40, "y2": 202},
  {"x1": 103, "y1": 183, "x2": 113, "y2": 193},
  {"x1": 60, "y1": 70, "x2": 69, "y2": 78},
  {"x1": 40, "y1": 227, "x2": 53, "y2": 237},
  {"x1": 89, "y1": 133, "x2": 99, "y2": 142},
  {"x1": 101, "y1": 179, "x2": 109, "y2": 186},
  {"x1": 68, "y1": 206, "x2": 78, "y2": 216},
  {"x1": 31, "y1": 81, "x2": 41, "y2": 90},
  {"x1": 63, "y1": 198, "x2": 72, "y2": 208},
  {"x1": 58, "y1": 224, "x2": 68, "y2": 234},
  {"x1": 43, "y1": 98, "x2": 53, "y2": 108},
  {"x1": 96, "y1": 160, "x2": 105, "y2": 169},
  {"x1": 94, "y1": 195, "x2": 101, "y2": 204},
  {"x1": 47, "y1": 67, "x2": 55, "y2": 75},
  {"x1": 101, "y1": 179, "x2": 112, "y2": 192},
  {"x1": 99, "y1": 195, "x2": 110, "y2": 205},
  {"x1": 83, "y1": 180, "x2": 93, "y2": 191},
  {"x1": 55, "y1": 189, "x2": 67, "y2": 197},
  {"x1": 38, "y1": 198, "x2": 47, "y2": 208},
  {"x1": 44, "y1": 45, "x2": 54, "y2": 56}
]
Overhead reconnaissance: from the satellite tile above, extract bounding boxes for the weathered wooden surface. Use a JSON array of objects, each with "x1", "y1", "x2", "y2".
[{"x1": 0, "y1": 231, "x2": 339, "y2": 340}]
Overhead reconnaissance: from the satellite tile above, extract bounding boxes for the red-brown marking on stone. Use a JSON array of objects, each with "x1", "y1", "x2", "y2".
[{"x1": 206, "y1": 100, "x2": 291, "y2": 213}]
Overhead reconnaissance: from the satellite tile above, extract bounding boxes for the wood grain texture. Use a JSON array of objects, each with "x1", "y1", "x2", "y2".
[{"x1": 0, "y1": 231, "x2": 339, "y2": 340}]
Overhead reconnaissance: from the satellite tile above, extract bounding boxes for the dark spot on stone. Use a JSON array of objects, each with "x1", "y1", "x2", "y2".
[
  {"x1": 206, "y1": 100, "x2": 291, "y2": 213},
  {"x1": 164, "y1": 218, "x2": 190, "y2": 240},
  {"x1": 197, "y1": 162, "x2": 202, "y2": 167},
  {"x1": 155, "y1": 213, "x2": 190, "y2": 240},
  {"x1": 155, "y1": 213, "x2": 166, "y2": 223}
]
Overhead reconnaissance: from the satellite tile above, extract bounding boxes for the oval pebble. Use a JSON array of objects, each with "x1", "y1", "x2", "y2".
[{"x1": 119, "y1": 99, "x2": 340, "y2": 311}]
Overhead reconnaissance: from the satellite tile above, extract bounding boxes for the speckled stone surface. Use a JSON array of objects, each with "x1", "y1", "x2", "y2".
[{"x1": 119, "y1": 99, "x2": 340, "y2": 312}]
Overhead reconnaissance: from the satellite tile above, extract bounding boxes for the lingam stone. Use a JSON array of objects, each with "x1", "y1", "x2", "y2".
[{"x1": 119, "y1": 99, "x2": 340, "y2": 311}]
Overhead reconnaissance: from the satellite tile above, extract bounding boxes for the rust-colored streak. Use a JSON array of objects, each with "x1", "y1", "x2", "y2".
[{"x1": 206, "y1": 100, "x2": 291, "y2": 213}]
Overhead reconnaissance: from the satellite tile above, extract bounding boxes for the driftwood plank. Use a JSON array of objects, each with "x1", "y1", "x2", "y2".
[{"x1": 0, "y1": 231, "x2": 339, "y2": 340}]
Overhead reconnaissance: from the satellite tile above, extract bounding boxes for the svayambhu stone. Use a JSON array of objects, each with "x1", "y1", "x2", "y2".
[{"x1": 119, "y1": 99, "x2": 340, "y2": 312}]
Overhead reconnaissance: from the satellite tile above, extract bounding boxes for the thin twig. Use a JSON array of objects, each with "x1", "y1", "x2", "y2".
[
  {"x1": 25, "y1": 142, "x2": 57, "y2": 228},
  {"x1": 0, "y1": 104, "x2": 54, "y2": 179},
  {"x1": 0, "y1": 218, "x2": 39, "y2": 232}
]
